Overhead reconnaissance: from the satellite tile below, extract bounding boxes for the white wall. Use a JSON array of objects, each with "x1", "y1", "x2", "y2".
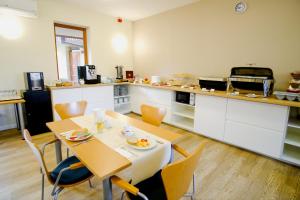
[
  {"x1": 0, "y1": 0, "x2": 133, "y2": 130},
  {"x1": 0, "y1": 0, "x2": 133, "y2": 90},
  {"x1": 133, "y1": 0, "x2": 300, "y2": 90}
]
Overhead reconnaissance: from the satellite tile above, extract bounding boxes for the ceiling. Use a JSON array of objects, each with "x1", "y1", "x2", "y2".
[{"x1": 62, "y1": 0, "x2": 200, "y2": 21}]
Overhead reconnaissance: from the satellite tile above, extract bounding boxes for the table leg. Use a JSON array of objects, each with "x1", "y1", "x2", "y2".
[
  {"x1": 55, "y1": 140, "x2": 62, "y2": 164},
  {"x1": 103, "y1": 178, "x2": 113, "y2": 200},
  {"x1": 14, "y1": 104, "x2": 20, "y2": 130},
  {"x1": 17, "y1": 103, "x2": 25, "y2": 137}
]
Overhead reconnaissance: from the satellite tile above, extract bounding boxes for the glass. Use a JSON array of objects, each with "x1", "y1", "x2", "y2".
[{"x1": 93, "y1": 108, "x2": 105, "y2": 133}]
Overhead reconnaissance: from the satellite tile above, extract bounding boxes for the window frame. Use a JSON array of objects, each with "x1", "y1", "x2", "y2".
[{"x1": 53, "y1": 23, "x2": 88, "y2": 80}]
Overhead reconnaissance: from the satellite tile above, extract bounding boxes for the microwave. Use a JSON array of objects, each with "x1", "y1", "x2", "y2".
[{"x1": 175, "y1": 91, "x2": 195, "y2": 105}]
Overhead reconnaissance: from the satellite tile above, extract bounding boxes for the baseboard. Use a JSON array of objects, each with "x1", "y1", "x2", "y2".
[{"x1": 0, "y1": 123, "x2": 17, "y2": 131}]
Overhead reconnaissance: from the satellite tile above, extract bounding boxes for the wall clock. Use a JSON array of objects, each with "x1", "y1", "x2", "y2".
[{"x1": 235, "y1": 2, "x2": 247, "y2": 13}]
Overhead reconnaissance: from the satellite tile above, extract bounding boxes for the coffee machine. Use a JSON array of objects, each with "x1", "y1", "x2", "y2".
[
  {"x1": 78, "y1": 65, "x2": 99, "y2": 84},
  {"x1": 24, "y1": 72, "x2": 45, "y2": 91}
]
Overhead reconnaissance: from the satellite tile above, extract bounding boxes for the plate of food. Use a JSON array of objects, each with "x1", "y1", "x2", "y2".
[
  {"x1": 65, "y1": 130, "x2": 93, "y2": 142},
  {"x1": 126, "y1": 137, "x2": 157, "y2": 150}
]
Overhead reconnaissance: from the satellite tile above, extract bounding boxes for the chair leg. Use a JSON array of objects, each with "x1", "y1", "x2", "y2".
[
  {"x1": 52, "y1": 187, "x2": 63, "y2": 200},
  {"x1": 41, "y1": 174, "x2": 45, "y2": 200},
  {"x1": 88, "y1": 179, "x2": 94, "y2": 188},
  {"x1": 191, "y1": 174, "x2": 196, "y2": 200},
  {"x1": 121, "y1": 191, "x2": 125, "y2": 200}
]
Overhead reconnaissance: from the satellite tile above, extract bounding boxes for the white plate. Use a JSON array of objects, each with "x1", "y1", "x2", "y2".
[
  {"x1": 65, "y1": 132, "x2": 93, "y2": 142},
  {"x1": 128, "y1": 138, "x2": 157, "y2": 150}
]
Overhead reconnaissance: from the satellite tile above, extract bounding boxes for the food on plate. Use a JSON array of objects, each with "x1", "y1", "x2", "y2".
[
  {"x1": 127, "y1": 137, "x2": 150, "y2": 147},
  {"x1": 68, "y1": 130, "x2": 90, "y2": 141},
  {"x1": 136, "y1": 139, "x2": 150, "y2": 147},
  {"x1": 127, "y1": 137, "x2": 138, "y2": 145}
]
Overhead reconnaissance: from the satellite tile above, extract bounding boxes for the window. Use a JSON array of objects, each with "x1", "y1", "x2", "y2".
[{"x1": 54, "y1": 23, "x2": 88, "y2": 81}]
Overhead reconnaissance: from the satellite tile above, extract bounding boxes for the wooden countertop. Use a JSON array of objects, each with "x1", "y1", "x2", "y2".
[
  {"x1": 46, "y1": 111, "x2": 184, "y2": 180},
  {"x1": 48, "y1": 82, "x2": 300, "y2": 108},
  {"x1": 48, "y1": 82, "x2": 129, "y2": 90},
  {"x1": 131, "y1": 83, "x2": 300, "y2": 108},
  {"x1": 0, "y1": 99, "x2": 25, "y2": 105}
]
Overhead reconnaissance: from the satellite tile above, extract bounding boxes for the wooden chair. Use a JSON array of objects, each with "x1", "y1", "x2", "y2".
[
  {"x1": 141, "y1": 104, "x2": 166, "y2": 126},
  {"x1": 54, "y1": 101, "x2": 87, "y2": 157},
  {"x1": 54, "y1": 100, "x2": 87, "y2": 120},
  {"x1": 111, "y1": 142, "x2": 207, "y2": 200},
  {"x1": 24, "y1": 130, "x2": 93, "y2": 200}
]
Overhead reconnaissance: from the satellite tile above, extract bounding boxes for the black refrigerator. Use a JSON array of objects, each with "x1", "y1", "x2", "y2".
[{"x1": 23, "y1": 90, "x2": 53, "y2": 135}]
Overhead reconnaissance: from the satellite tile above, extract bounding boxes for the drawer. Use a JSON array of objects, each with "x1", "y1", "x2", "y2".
[
  {"x1": 224, "y1": 120, "x2": 284, "y2": 158},
  {"x1": 226, "y1": 99, "x2": 288, "y2": 132}
]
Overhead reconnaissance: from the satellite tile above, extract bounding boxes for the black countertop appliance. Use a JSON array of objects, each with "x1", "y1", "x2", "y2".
[
  {"x1": 228, "y1": 67, "x2": 274, "y2": 96},
  {"x1": 24, "y1": 72, "x2": 45, "y2": 91},
  {"x1": 78, "y1": 65, "x2": 99, "y2": 84}
]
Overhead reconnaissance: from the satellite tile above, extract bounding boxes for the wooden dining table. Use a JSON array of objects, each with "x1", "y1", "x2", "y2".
[{"x1": 46, "y1": 111, "x2": 184, "y2": 200}]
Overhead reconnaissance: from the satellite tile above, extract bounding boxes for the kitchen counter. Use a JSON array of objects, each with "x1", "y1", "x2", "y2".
[
  {"x1": 47, "y1": 82, "x2": 129, "y2": 90},
  {"x1": 131, "y1": 83, "x2": 300, "y2": 108},
  {"x1": 48, "y1": 82, "x2": 300, "y2": 108}
]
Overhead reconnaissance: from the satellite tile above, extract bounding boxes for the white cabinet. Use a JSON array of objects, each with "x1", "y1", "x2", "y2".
[
  {"x1": 224, "y1": 120, "x2": 284, "y2": 158},
  {"x1": 194, "y1": 95, "x2": 227, "y2": 140},
  {"x1": 224, "y1": 99, "x2": 289, "y2": 158},
  {"x1": 129, "y1": 85, "x2": 172, "y2": 124},
  {"x1": 226, "y1": 99, "x2": 289, "y2": 132},
  {"x1": 51, "y1": 88, "x2": 82, "y2": 120},
  {"x1": 82, "y1": 86, "x2": 114, "y2": 115},
  {"x1": 129, "y1": 86, "x2": 143, "y2": 114},
  {"x1": 51, "y1": 86, "x2": 114, "y2": 120}
]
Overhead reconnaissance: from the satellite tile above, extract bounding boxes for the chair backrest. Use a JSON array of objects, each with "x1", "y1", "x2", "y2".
[
  {"x1": 141, "y1": 104, "x2": 166, "y2": 126},
  {"x1": 161, "y1": 143, "x2": 206, "y2": 200},
  {"x1": 54, "y1": 100, "x2": 87, "y2": 120},
  {"x1": 23, "y1": 130, "x2": 50, "y2": 178}
]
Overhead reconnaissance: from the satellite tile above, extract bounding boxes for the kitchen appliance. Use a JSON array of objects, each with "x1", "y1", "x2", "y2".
[
  {"x1": 175, "y1": 91, "x2": 195, "y2": 105},
  {"x1": 24, "y1": 72, "x2": 45, "y2": 91},
  {"x1": 78, "y1": 65, "x2": 98, "y2": 84},
  {"x1": 228, "y1": 67, "x2": 274, "y2": 96},
  {"x1": 23, "y1": 90, "x2": 53, "y2": 135},
  {"x1": 198, "y1": 77, "x2": 227, "y2": 91},
  {"x1": 126, "y1": 71, "x2": 134, "y2": 79},
  {"x1": 151, "y1": 76, "x2": 161, "y2": 84},
  {"x1": 97, "y1": 75, "x2": 101, "y2": 83},
  {"x1": 115, "y1": 65, "x2": 124, "y2": 80}
]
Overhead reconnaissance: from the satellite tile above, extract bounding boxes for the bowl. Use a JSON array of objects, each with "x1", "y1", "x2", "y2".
[
  {"x1": 275, "y1": 94, "x2": 286, "y2": 100},
  {"x1": 286, "y1": 95, "x2": 297, "y2": 101}
]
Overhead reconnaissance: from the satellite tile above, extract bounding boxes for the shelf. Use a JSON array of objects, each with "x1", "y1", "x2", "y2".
[
  {"x1": 173, "y1": 101, "x2": 195, "y2": 108},
  {"x1": 114, "y1": 102, "x2": 130, "y2": 106},
  {"x1": 288, "y1": 118, "x2": 300, "y2": 129},
  {"x1": 172, "y1": 116, "x2": 194, "y2": 131},
  {"x1": 285, "y1": 127, "x2": 300, "y2": 147},
  {"x1": 282, "y1": 144, "x2": 300, "y2": 165},
  {"x1": 115, "y1": 108, "x2": 131, "y2": 114},
  {"x1": 114, "y1": 95, "x2": 130, "y2": 99},
  {"x1": 172, "y1": 111, "x2": 194, "y2": 119}
]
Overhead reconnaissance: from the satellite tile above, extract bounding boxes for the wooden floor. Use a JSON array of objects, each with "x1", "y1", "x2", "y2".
[{"x1": 1, "y1": 113, "x2": 300, "y2": 200}]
